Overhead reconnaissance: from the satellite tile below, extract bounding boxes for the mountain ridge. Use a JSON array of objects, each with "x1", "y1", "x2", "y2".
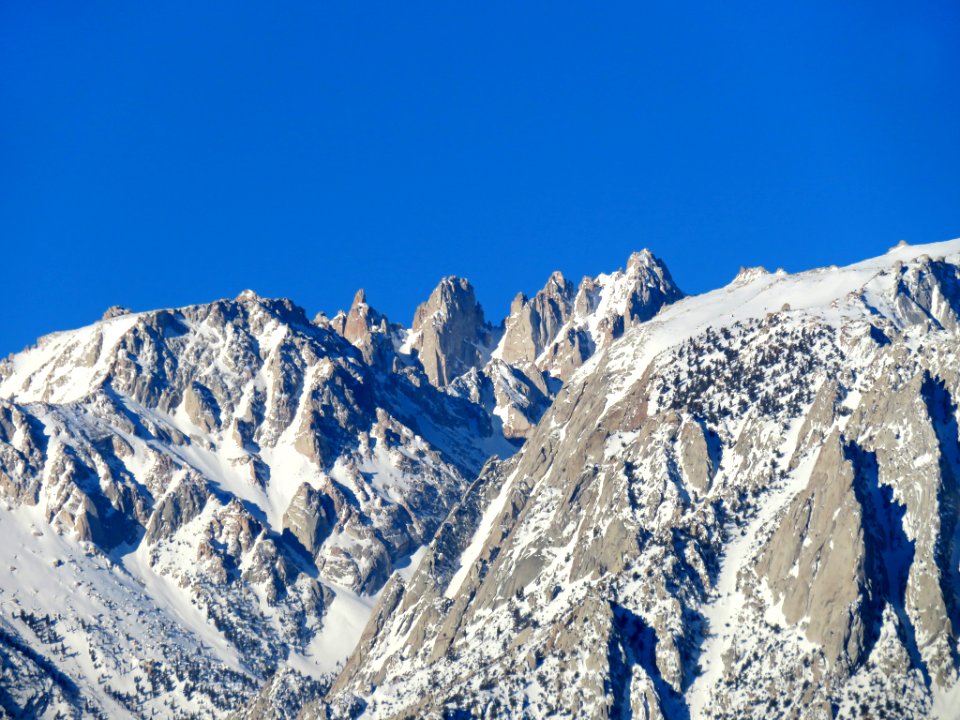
[
  {"x1": 306, "y1": 237, "x2": 960, "y2": 719},
  {"x1": 2, "y1": 239, "x2": 960, "y2": 719}
]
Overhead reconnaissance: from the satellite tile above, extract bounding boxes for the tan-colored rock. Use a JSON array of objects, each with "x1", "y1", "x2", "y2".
[
  {"x1": 757, "y1": 430, "x2": 867, "y2": 668},
  {"x1": 408, "y1": 276, "x2": 497, "y2": 386},
  {"x1": 282, "y1": 482, "x2": 335, "y2": 556}
]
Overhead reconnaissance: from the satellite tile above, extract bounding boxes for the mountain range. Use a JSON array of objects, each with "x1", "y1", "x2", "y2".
[{"x1": 1, "y1": 240, "x2": 959, "y2": 719}]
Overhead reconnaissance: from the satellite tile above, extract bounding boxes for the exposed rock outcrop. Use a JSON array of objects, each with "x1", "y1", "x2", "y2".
[
  {"x1": 407, "y1": 276, "x2": 499, "y2": 387},
  {"x1": 308, "y1": 239, "x2": 960, "y2": 720}
]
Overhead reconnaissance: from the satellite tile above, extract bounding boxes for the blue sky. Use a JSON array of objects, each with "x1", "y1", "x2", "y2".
[{"x1": 2, "y1": 1, "x2": 958, "y2": 356}]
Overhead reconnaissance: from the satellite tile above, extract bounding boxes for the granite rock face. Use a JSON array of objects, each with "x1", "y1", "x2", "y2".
[
  {"x1": 0, "y1": 290, "x2": 511, "y2": 718},
  {"x1": 406, "y1": 276, "x2": 498, "y2": 387},
  {"x1": 494, "y1": 250, "x2": 683, "y2": 381},
  {"x1": 321, "y1": 250, "x2": 682, "y2": 440},
  {"x1": 497, "y1": 271, "x2": 576, "y2": 367},
  {"x1": 4, "y1": 240, "x2": 960, "y2": 719},
  {"x1": 486, "y1": 249, "x2": 683, "y2": 436},
  {"x1": 326, "y1": 289, "x2": 403, "y2": 368},
  {"x1": 308, "y1": 239, "x2": 960, "y2": 720},
  {"x1": 756, "y1": 429, "x2": 870, "y2": 669},
  {"x1": 527, "y1": 249, "x2": 684, "y2": 381}
]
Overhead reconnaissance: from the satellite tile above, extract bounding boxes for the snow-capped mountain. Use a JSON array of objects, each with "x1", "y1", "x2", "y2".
[
  {"x1": 0, "y1": 250, "x2": 680, "y2": 718},
  {"x1": 2, "y1": 241, "x2": 960, "y2": 719},
  {"x1": 306, "y1": 240, "x2": 960, "y2": 719},
  {"x1": 321, "y1": 250, "x2": 682, "y2": 440},
  {"x1": 0, "y1": 291, "x2": 511, "y2": 717}
]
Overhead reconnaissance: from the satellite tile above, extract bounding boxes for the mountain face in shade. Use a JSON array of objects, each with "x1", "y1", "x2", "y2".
[{"x1": 3, "y1": 241, "x2": 960, "y2": 720}]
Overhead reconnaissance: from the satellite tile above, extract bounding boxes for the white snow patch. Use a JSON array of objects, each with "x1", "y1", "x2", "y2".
[
  {"x1": 289, "y1": 584, "x2": 379, "y2": 676},
  {"x1": 686, "y1": 414, "x2": 819, "y2": 718},
  {"x1": 444, "y1": 468, "x2": 519, "y2": 599}
]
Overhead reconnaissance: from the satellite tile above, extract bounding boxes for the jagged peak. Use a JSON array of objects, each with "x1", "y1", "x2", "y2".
[
  {"x1": 506, "y1": 272, "x2": 573, "y2": 313},
  {"x1": 626, "y1": 248, "x2": 657, "y2": 270},
  {"x1": 624, "y1": 249, "x2": 679, "y2": 287},
  {"x1": 351, "y1": 288, "x2": 367, "y2": 308},
  {"x1": 226, "y1": 291, "x2": 314, "y2": 325},
  {"x1": 101, "y1": 305, "x2": 132, "y2": 321},
  {"x1": 414, "y1": 276, "x2": 484, "y2": 327},
  {"x1": 509, "y1": 291, "x2": 528, "y2": 314},
  {"x1": 406, "y1": 275, "x2": 497, "y2": 386},
  {"x1": 732, "y1": 265, "x2": 771, "y2": 285},
  {"x1": 582, "y1": 249, "x2": 682, "y2": 306},
  {"x1": 235, "y1": 289, "x2": 261, "y2": 302},
  {"x1": 434, "y1": 275, "x2": 475, "y2": 298},
  {"x1": 545, "y1": 269, "x2": 567, "y2": 287},
  {"x1": 536, "y1": 271, "x2": 574, "y2": 304}
]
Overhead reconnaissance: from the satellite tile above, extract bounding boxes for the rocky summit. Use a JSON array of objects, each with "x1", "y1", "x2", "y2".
[{"x1": 1, "y1": 243, "x2": 959, "y2": 719}]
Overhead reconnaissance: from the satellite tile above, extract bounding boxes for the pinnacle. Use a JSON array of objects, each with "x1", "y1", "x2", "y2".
[
  {"x1": 732, "y1": 266, "x2": 770, "y2": 285},
  {"x1": 235, "y1": 289, "x2": 261, "y2": 302},
  {"x1": 101, "y1": 305, "x2": 132, "y2": 321},
  {"x1": 626, "y1": 248, "x2": 657, "y2": 271}
]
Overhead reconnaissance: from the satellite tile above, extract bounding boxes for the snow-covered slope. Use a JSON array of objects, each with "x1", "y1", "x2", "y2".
[
  {"x1": 311, "y1": 239, "x2": 960, "y2": 720},
  {"x1": 0, "y1": 292, "x2": 513, "y2": 718},
  {"x1": 4, "y1": 240, "x2": 960, "y2": 719}
]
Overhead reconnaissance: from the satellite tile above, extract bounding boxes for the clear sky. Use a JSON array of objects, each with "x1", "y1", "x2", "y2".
[{"x1": 2, "y1": 1, "x2": 958, "y2": 356}]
